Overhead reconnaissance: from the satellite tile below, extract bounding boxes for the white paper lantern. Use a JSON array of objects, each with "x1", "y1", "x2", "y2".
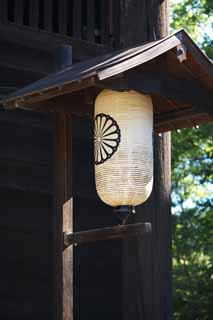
[{"x1": 94, "y1": 89, "x2": 153, "y2": 220}]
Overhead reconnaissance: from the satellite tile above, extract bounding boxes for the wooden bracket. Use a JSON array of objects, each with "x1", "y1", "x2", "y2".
[
  {"x1": 63, "y1": 222, "x2": 151, "y2": 247},
  {"x1": 176, "y1": 43, "x2": 187, "y2": 63}
]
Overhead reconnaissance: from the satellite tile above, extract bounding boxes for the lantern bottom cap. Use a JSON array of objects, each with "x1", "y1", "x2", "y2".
[{"x1": 114, "y1": 205, "x2": 136, "y2": 225}]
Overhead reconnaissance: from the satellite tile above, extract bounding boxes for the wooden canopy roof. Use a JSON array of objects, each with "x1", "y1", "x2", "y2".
[{"x1": 2, "y1": 30, "x2": 213, "y2": 132}]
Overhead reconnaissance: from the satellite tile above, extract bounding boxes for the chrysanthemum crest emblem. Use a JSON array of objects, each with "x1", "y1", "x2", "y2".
[{"x1": 94, "y1": 113, "x2": 121, "y2": 165}]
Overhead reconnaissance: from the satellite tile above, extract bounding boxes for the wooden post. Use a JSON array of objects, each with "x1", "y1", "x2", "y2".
[
  {"x1": 53, "y1": 45, "x2": 73, "y2": 320},
  {"x1": 117, "y1": 1, "x2": 172, "y2": 319}
]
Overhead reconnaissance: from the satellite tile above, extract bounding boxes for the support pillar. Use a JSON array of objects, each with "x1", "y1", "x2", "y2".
[{"x1": 53, "y1": 45, "x2": 73, "y2": 320}]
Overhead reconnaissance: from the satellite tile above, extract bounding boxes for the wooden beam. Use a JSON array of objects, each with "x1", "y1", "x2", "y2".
[
  {"x1": 127, "y1": 71, "x2": 213, "y2": 110},
  {"x1": 100, "y1": 70, "x2": 213, "y2": 111},
  {"x1": 177, "y1": 31, "x2": 213, "y2": 78},
  {"x1": 154, "y1": 106, "x2": 210, "y2": 129},
  {"x1": 0, "y1": 42, "x2": 53, "y2": 76},
  {"x1": 0, "y1": 23, "x2": 109, "y2": 61},
  {"x1": 53, "y1": 46, "x2": 73, "y2": 320},
  {"x1": 64, "y1": 223, "x2": 151, "y2": 247},
  {"x1": 35, "y1": 95, "x2": 94, "y2": 118},
  {"x1": 4, "y1": 77, "x2": 97, "y2": 110}
]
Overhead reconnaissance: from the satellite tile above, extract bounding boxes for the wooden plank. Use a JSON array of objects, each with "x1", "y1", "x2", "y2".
[
  {"x1": 0, "y1": 0, "x2": 7, "y2": 23},
  {"x1": 198, "y1": 73, "x2": 213, "y2": 92},
  {"x1": 4, "y1": 76, "x2": 97, "y2": 109},
  {"x1": 178, "y1": 31, "x2": 213, "y2": 78},
  {"x1": 14, "y1": 0, "x2": 24, "y2": 25},
  {"x1": 119, "y1": 0, "x2": 139, "y2": 47},
  {"x1": 33, "y1": 92, "x2": 94, "y2": 118},
  {"x1": 0, "y1": 186, "x2": 52, "y2": 318},
  {"x1": 100, "y1": 0, "x2": 109, "y2": 45},
  {"x1": 54, "y1": 113, "x2": 73, "y2": 320},
  {"x1": 112, "y1": 0, "x2": 120, "y2": 48},
  {"x1": 73, "y1": 0, "x2": 82, "y2": 39},
  {"x1": 108, "y1": 0, "x2": 113, "y2": 35},
  {"x1": 64, "y1": 223, "x2": 151, "y2": 246},
  {"x1": 0, "y1": 42, "x2": 52, "y2": 76},
  {"x1": 58, "y1": 0, "x2": 67, "y2": 35},
  {"x1": 29, "y1": 0, "x2": 40, "y2": 28},
  {"x1": 98, "y1": 36, "x2": 181, "y2": 80},
  {"x1": 0, "y1": 23, "x2": 108, "y2": 60},
  {"x1": 120, "y1": 2, "x2": 172, "y2": 319},
  {"x1": 155, "y1": 114, "x2": 212, "y2": 133},
  {"x1": 87, "y1": 0, "x2": 95, "y2": 42},
  {"x1": 154, "y1": 107, "x2": 203, "y2": 127},
  {"x1": 0, "y1": 109, "x2": 52, "y2": 130},
  {"x1": 44, "y1": 0, "x2": 53, "y2": 32},
  {"x1": 99, "y1": 70, "x2": 213, "y2": 111},
  {"x1": 53, "y1": 45, "x2": 73, "y2": 320},
  {"x1": 126, "y1": 71, "x2": 213, "y2": 109}
]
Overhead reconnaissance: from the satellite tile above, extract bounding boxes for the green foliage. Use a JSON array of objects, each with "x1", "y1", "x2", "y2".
[
  {"x1": 170, "y1": 0, "x2": 213, "y2": 59},
  {"x1": 172, "y1": 125, "x2": 213, "y2": 320},
  {"x1": 170, "y1": 1, "x2": 213, "y2": 319}
]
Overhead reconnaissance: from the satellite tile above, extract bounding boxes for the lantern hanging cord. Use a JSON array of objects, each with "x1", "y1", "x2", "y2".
[{"x1": 114, "y1": 205, "x2": 136, "y2": 225}]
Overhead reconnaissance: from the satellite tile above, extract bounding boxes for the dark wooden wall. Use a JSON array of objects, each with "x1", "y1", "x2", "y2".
[
  {"x1": 0, "y1": 0, "x2": 117, "y2": 47},
  {"x1": 119, "y1": 1, "x2": 172, "y2": 319},
  {"x1": 73, "y1": 117, "x2": 123, "y2": 319},
  {"x1": 0, "y1": 189, "x2": 53, "y2": 319},
  {"x1": 0, "y1": 110, "x2": 54, "y2": 319},
  {"x1": 0, "y1": 110, "x2": 124, "y2": 319},
  {"x1": 0, "y1": 1, "x2": 171, "y2": 319}
]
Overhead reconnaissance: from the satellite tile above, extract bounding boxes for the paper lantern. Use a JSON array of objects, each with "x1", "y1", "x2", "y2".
[{"x1": 94, "y1": 89, "x2": 153, "y2": 222}]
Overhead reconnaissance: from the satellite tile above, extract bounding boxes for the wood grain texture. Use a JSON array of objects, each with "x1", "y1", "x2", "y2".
[
  {"x1": 0, "y1": 20, "x2": 108, "y2": 62},
  {"x1": 29, "y1": 0, "x2": 39, "y2": 28},
  {"x1": 0, "y1": 105, "x2": 54, "y2": 320},
  {"x1": 112, "y1": 0, "x2": 120, "y2": 48},
  {"x1": 87, "y1": 0, "x2": 95, "y2": 42},
  {"x1": 0, "y1": 2, "x2": 178, "y2": 319},
  {"x1": 54, "y1": 114, "x2": 73, "y2": 320},
  {"x1": 53, "y1": 45, "x2": 73, "y2": 320},
  {"x1": 64, "y1": 223, "x2": 151, "y2": 246},
  {"x1": 4, "y1": 29, "x2": 212, "y2": 133},
  {"x1": 44, "y1": 0, "x2": 53, "y2": 32},
  {"x1": 14, "y1": 0, "x2": 24, "y2": 25},
  {"x1": 100, "y1": 0, "x2": 110, "y2": 45},
  {"x1": 0, "y1": 190, "x2": 53, "y2": 320},
  {"x1": 119, "y1": 1, "x2": 172, "y2": 320},
  {"x1": 73, "y1": 0, "x2": 82, "y2": 39},
  {"x1": 0, "y1": 0, "x2": 7, "y2": 23},
  {"x1": 122, "y1": 133, "x2": 172, "y2": 320},
  {"x1": 58, "y1": 0, "x2": 68, "y2": 34},
  {"x1": 72, "y1": 116, "x2": 123, "y2": 320}
]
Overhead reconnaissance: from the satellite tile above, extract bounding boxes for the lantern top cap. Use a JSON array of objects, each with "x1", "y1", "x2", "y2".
[{"x1": 2, "y1": 29, "x2": 213, "y2": 132}]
